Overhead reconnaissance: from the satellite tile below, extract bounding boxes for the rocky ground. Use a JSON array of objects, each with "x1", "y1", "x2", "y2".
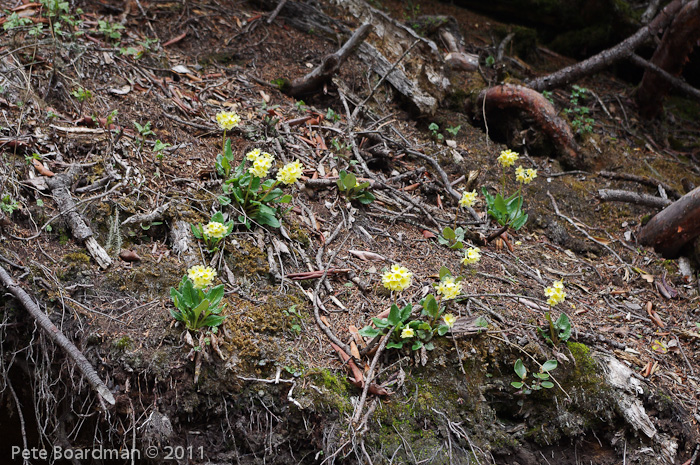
[{"x1": 1, "y1": 0, "x2": 699, "y2": 464}]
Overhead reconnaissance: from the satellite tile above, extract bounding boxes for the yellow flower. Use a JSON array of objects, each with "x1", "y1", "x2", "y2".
[
  {"x1": 249, "y1": 155, "x2": 273, "y2": 178},
  {"x1": 497, "y1": 149, "x2": 519, "y2": 167},
  {"x1": 461, "y1": 247, "x2": 481, "y2": 265},
  {"x1": 246, "y1": 148, "x2": 262, "y2": 161},
  {"x1": 381, "y1": 264, "x2": 413, "y2": 292},
  {"x1": 203, "y1": 221, "x2": 227, "y2": 239},
  {"x1": 515, "y1": 165, "x2": 537, "y2": 184},
  {"x1": 459, "y1": 190, "x2": 477, "y2": 208},
  {"x1": 436, "y1": 276, "x2": 462, "y2": 300},
  {"x1": 443, "y1": 314, "x2": 456, "y2": 328},
  {"x1": 216, "y1": 111, "x2": 241, "y2": 131},
  {"x1": 400, "y1": 327, "x2": 414, "y2": 338},
  {"x1": 544, "y1": 280, "x2": 566, "y2": 306},
  {"x1": 187, "y1": 265, "x2": 217, "y2": 289},
  {"x1": 277, "y1": 160, "x2": 304, "y2": 185}
]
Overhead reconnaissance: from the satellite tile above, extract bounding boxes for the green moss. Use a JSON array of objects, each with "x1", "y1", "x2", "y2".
[
  {"x1": 113, "y1": 336, "x2": 133, "y2": 350},
  {"x1": 63, "y1": 252, "x2": 91, "y2": 263}
]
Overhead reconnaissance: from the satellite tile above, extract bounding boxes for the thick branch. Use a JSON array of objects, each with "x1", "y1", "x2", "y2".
[
  {"x1": 638, "y1": 186, "x2": 700, "y2": 258},
  {"x1": 526, "y1": 0, "x2": 685, "y2": 91},
  {"x1": 284, "y1": 23, "x2": 372, "y2": 97},
  {"x1": 0, "y1": 264, "x2": 115, "y2": 406},
  {"x1": 475, "y1": 84, "x2": 583, "y2": 168},
  {"x1": 636, "y1": 0, "x2": 700, "y2": 118}
]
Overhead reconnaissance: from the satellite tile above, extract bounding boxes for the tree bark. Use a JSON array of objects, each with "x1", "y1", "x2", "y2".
[
  {"x1": 638, "y1": 186, "x2": 700, "y2": 258},
  {"x1": 598, "y1": 189, "x2": 672, "y2": 209},
  {"x1": 473, "y1": 84, "x2": 583, "y2": 168},
  {"x1": 635, "y1": 0, "x2": 700, "y2": 119},
  {"x1": 526, "y1": 0, "x2": 686, "y2": 91}
]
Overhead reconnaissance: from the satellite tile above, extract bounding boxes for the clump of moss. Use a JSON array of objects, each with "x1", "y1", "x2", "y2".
[{"x1": 113, "y1": 336, "x2": 133, "y2": 351}]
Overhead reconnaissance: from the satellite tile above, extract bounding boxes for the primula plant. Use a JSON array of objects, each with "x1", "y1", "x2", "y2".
[
  {"x1": 219, "y1": 147, "x2": 301, "y2": 229},
  {"x1": 191, "y1": 211, "x2": 234, "y2": 253},
  {"x1": 336, "y1": 171, "x2": 375, "y2": 205},
  {"x1": 511, "y1": 359, "x2": 558, "y2": 394},
  {"x1": 170, "y1": 266, "x2": 226, "y2": 331},
  {"x1": 439, "y1": 190, "x2": 477, "y2": 249},
  {"x1": 538, "y1": 281, "x2": 571, "y2": 345},
  {"x1": 359, "y1": 266, "x2": 457, "y2": 352}
]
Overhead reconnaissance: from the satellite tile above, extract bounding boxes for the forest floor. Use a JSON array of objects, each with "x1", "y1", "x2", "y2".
[{"x1": 1, "y1": 0, "x2": 700, "y2": 464}]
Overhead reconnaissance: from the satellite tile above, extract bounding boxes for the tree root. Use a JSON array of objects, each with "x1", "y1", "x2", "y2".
[{"x1": 0, "y1": 264, "x2": 115, "y2": 406}]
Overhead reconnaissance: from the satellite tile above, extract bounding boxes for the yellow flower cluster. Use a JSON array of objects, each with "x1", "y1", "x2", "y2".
[
  {"x1": 544, "y1": 280, "x2": 566, "y2": 307},
  {"x1": 381, "y1": 264, "x2": 413, "y2": 292},
  {"x1": 497, "y1": 149, "x2": 519, "y2": 167},
  {"x1": 515, "y1": 166, "x2": 538, "y2": 184},
  {"x1": 246, "y1": 148, "x2": 262, "y2": 161},
  {"x1": 461, "y1": 246, "x2": 481, "y2": 265},
  {"x1": 459, "y1": 190, "x2": 477, "y2": 208},
  {"x1": 276, "y1": 160, "x2": 304, "y2": 185},
  {"x1": 203, "y1": 221, "x2": 227, "y2": 239},
  {"x1": 400, "y1": 327, "x2": 414, "y2": 338},
  {"x1": 249, "y1": 153, "x2": 274, "y2": 178},
  {"x1": 443, "y1": 314, "x2": 456, "y2": 328},
  {"x1": 216, "y1": 111, "x2": 241, "y2": 131},
  {"x1": 187, "y1": 265, "x2": 217, "y2": 289},
  {"x1": 436, "y1": 276, "x2": 462, "y2": 300}
]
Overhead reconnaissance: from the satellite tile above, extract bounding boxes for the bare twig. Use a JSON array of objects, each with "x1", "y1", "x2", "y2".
[{"x1": 0, "y1": 264, "x2": 115, "y2": 406}]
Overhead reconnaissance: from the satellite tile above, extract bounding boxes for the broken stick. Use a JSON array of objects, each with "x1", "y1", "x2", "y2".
[
  {"x1": 282, "y1": 23, "x2": 373, "y2": 97},
  {"x1": 0, "y1": 264, "x2": 115, "y2": 406},
  {"x1": 46, "y1": 171, "x2": 112, "y2": 269}
]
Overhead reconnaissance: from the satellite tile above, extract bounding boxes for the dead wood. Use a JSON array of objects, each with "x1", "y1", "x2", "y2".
[
  {"x1": 598, "y1": 189, "x2": 672, "y2": 209},
  {"x1": 526, "y1": 0, "x2": 685, "y2": 92},
  {"x1": 598, "y1": 170, "x2": 681, "y2": 200},
  {"x1": 629, "y1": 54, "x2": 700, "y2": 104},
  {"x1": 638, "y1": 186, "x2": 700, "y2": 258},
  {"x1": 636, "y1": 0, "x2": 700, "y2": 119},
  {"x1": 472, "y1": 84, "x2": 583, "y2": 169},
  {"x1": 45, "y1": 170, "x2": 112, "y2": 269},
  {"x1": 283, "y1": 23, "x2": 372, "y2": 97},
  {"x1": 0, "y1": 264, "x2": 115, "y2": 406}
]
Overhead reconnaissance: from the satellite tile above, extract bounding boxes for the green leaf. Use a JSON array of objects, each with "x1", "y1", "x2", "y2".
[
  {"x1": 191, "y1": 224, "x2": 203, "y2": 238},
  {"x1": 256, "y1": 212, "x2": 281, "y2": 228},
  {"x1": 514, "y1": 359, "x2": 527, "y2": 380},
  {"x1": 372, "y1": 317, "x2": 390, "y2": 328},
  {"x1": 441, "y1": 227, "x2": 455, "y2": 240},
  {"x1": 386, "y1": 341, "x2": 404, "y2": 349},
  {"x1": 411, "y1": 340, "x2": 423, "y2": 351},
  {"x1": 449, "y1": 240, "x2": 464, "y2": 250},
  {"x1": 342, "y1": 172, "x2": 357, "y2": 190},
  {"x1": 358, "y1": 193, "x2": 375, "y2": 204},
  {"x1": 191, "y1": 298, "x2": 210, "y2": 323},
  {"x1": 200, "y1": 314, "x2": 226, "y2": 328},
  {"x1": 541, "y1": 360, "x2": 558, "y2": 372},
  {"x1": 423, "y1": 294, "x2": 439, "y2": 319},
  {"x1": 494, "y1": 194, "x2": 507, "y2": 214},
  {"x1": 206, "y1": 284, "x2": 225, "y2": 307},
  {"x1": 437, "y1": 325, "x2": 449, "y2": 336},
  {"x1": 541, "y1": 381, "x2": 554, "y2": 389},
  {"x1": 181, "y1": 278, "x2": 195, "y2": 308},
  {"x1": 279, "y1": 194, "x2": 292, "y2": 203},
  {"x1": 218, "y1": 196, "x2": 231, "y2": 206},
  {"x1": 511, "y1": 214, "x2": 528, "y2": 231},
  {"x1": 359, "y1": 326, "x2": 381, "y2": 338},
  {"x1": 555, "y1": 313, "x2": 571, "y2": 342},
  {"x1": 424, "y1": 342, "x2": 435, "y2": 350},
  {"x1": 212, "y1": 211, "x2": 224, "y2": 223},
  {"x1": 399, "y1": 304, "x2": 412, "y2": 322},
  {"x1": 388, "y1": 304, "x2": 401, "y2": 326},
  {"x1": 438, "y1": 266, "x2": 452, "y2": 280},
  {"x1": 511, "y1": 381, "x2": 524, "y2": 389}
]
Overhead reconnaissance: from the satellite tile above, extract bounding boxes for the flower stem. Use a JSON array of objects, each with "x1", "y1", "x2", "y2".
[
  {"x1": 453, "y1": 207, "x2": 459, "y2": 230},
  {"x1": 221, "y1": 130, "x2": 227, "y2": 155},
  {"x1": 258, "y1": 180, "x2": 281, "y2": 203}
]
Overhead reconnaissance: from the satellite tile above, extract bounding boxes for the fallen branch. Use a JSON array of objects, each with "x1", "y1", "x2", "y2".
[
  {"x1": 46, "y1": 171, "x2": 112, "y2": 269},
  {"x1": 0, "y1": 264, "x2": 115, "y2": 406},
  {"x1": 598, "y1": 170, "x2": 681, "y2": 200},
  {"x1": 283, "y1": 23, "x2": 372, "y2": 97},
  {"x1": 598, "y1": 189, "x2": 672, "y2": 209},
  {"x1": 629, "y1": 54, "x2": 700, "y2": 105},
  {"x1": 638, "y1": 186, "x2": 700, "y2": 258},
  {"x1": 526, "y1": 0, "x2": 685, "y2": 91},
  {"x1": 284, "y1": 268, "x2": 351, "y2": 280}
]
